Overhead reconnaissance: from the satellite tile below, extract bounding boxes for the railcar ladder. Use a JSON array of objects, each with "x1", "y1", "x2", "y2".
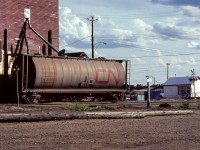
[{"x1": 22, "y1": 55, "x2": 28, "y2": 91}]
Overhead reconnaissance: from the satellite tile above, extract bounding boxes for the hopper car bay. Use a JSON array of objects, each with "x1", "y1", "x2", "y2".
[{"x1": 0, "y1": 16, "x2": 129, "y2": 103}]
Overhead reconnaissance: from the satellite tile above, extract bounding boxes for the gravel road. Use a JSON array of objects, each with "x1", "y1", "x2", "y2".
[{"x1": 0, "y1": 113, "x2": 200, "y2": 150}]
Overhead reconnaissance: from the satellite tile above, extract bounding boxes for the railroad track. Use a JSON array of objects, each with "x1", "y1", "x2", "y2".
[{"x1": 44, "y1": 99, "x2": 200, "y2": 110}]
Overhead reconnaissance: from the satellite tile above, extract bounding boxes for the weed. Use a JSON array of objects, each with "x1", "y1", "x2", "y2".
[
  {"x1": 179, "y1": 103, "x2": 190, "y2": 109},
  {"x1": 60, "y1": 104, "x2": 104, "y2": 111},
  {"x1": 197, "y1": 104, "x2": 200, "y2": 110},
  {"x1": 103, "y1": 106, "x2": 117, "y2": 111}
]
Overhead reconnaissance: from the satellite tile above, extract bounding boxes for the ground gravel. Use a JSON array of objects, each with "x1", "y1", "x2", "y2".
[{"x1": 0, "y1": 114, "x2": 200, "y2": 150}]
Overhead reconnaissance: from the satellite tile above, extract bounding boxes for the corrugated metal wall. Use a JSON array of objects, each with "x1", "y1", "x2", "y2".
[{"x1": 0, "y1": 0, "x2": 58, "y2": 57}]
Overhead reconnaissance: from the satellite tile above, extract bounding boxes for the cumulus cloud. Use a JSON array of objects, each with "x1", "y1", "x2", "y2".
[
  {"x1": 59, "y1": 7, "x2": 90, "y2": 49},
  {"x1": 151, "y1": 0, "x2": 200, "y2": 6},
  {"x1": 186, "y1": 57, "x2": 197, "y2": 65},
  {"x1": 155, "y1": 49, "x2": 163, "y2": 56},
  {"x1": 171, "y1": 56, "x2": 183, "y2": 66},
  {"x1": 59, "y1": 7, "x2": 145, "y2": 50},
  {"x1": 59, "y1": 6, "x2": 160, "y2": 51},
  {"x1": 131, "y1": 54, "x2": 146, "y2": 64},
  {"x1": 153, "y1": 23, "x2": 182, "y2": 39},
  {"x1": 178, "y1": 6, "x2": 200, "y2": 17},
  {"x1": 187, "y1": 41, "x2": 200, "y2": 49},
  {"x1": 157, "y1": 58, "x2": 166, "y2": 67},
  {"x1": 131, "y1": 19, "x2": 152, "y2": 33},
  {"x1": 104, "y1": 19, "x2": 156, "y2": 48},
  {"x1": 111, "y1": 28, "x2": 133, "y2": 39},
  {"x1": 153, "y1": 22, "x2": 200, "y2": 40}
]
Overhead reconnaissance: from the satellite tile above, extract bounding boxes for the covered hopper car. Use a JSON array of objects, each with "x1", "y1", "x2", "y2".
[{"x1": 10, "y1": 54, "x2": 128, "y2": 102}]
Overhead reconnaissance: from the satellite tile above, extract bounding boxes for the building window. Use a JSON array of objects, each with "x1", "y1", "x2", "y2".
[{"x1": 178, "y1": 86, "x2": 190, "y2": 95}]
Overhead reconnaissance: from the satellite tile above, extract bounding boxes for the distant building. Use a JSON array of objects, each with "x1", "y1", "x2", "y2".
[
  {"x1": 65, "y1": 52, "x2": 89, "y2": 58},
  {"x1": 163, "y1": 77, "x2": 200, "y2": 99},
  {"x1": 130, "y1": 86, "x2": 162, "y2": 101}
]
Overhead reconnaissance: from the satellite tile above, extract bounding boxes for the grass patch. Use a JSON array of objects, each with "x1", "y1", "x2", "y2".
[
  {"x1": 197, "y1": 104, "x2": 200, "y2": 110},
  {"x1": 179, "y1": 103, "x2": 190, "y2": 109},
  {"x1": 60, "y1": 104, "x2": 104, "y2": 111},
  {"x1": 103, "y1": 106, "x2": 118, "y2": 111}
]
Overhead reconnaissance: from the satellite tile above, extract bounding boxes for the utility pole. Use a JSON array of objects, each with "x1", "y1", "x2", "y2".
[
  {"x1": 87, "y1": 16, "x2": 98, "y2": 58},
  {"x1": 167, "y1": 63, "x2": 170, "y2": 79},
  {"x1": 191, "y1": 69, "x2": 196, "y2": 98},
  {"x1": 153, "y1": 76, "x2": 155, "y2": 85}
]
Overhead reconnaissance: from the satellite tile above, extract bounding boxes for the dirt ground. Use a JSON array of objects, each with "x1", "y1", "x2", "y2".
[{"x1": 0, "y1": 113, "x2": 200, "y2": 150}]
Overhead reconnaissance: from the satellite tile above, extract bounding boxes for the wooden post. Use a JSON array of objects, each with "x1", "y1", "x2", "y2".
[{"x1": 48, "y1": 30, "x2": 52, "y2": 56}]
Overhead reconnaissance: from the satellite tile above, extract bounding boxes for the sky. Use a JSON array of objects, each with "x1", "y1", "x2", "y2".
[{"x1": 59, "y1": 0, "x2": 200, "y2": 85}]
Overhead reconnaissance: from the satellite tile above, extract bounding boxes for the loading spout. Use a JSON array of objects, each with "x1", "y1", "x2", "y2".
[{"x1": 26, "y1": 19, "x2": 59, "y2": 54}]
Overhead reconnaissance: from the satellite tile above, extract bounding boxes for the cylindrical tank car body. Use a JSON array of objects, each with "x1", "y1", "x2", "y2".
[{"x1": 11, "y1": 54, "x2": 127, "y2": 101}]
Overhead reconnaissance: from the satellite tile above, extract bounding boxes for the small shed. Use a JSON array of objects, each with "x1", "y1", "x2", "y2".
[
  {"x1": 65, "y1": 52, "x2": 89, "y2": 58},
  {"x1": 131, "y1": 90, "x2": 145, "y2": 101},
  {"x1": 131, "y1": 87, "x2": 162, "y2": 101},
  {"x1": 163, "y1": 77, "x2": 200, "y2": 99}
]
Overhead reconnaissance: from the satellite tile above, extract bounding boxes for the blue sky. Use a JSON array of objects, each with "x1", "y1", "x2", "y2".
[{"x1": 59, "y1": 0, "x2": 200, "y2": 85}]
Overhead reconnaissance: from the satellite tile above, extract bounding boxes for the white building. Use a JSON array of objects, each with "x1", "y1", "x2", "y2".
[{"x1": 163, "y1": 77, "x2": 200, "y2": 99}]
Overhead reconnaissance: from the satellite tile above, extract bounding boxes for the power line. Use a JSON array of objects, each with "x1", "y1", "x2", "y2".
[
  {"x1": 76, "y1": 12, "x2": 181, "y2": 19},
  {"x1": 59, "y1": 35, "x2": 90, "y2": 49},
  {"x1": 132, "y1": 59, "x2": 200, "y2": 67},
  {"x1": 96, "y1": 29, "x2": 200, "y2": 40},
  {"x1": 109, "y1": 52, "x2": 200, "y2": 59}
]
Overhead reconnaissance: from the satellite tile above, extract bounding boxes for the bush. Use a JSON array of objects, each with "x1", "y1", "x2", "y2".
[{"x1": 158, "y1": 103, "x2": 171, "y2": 108}]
